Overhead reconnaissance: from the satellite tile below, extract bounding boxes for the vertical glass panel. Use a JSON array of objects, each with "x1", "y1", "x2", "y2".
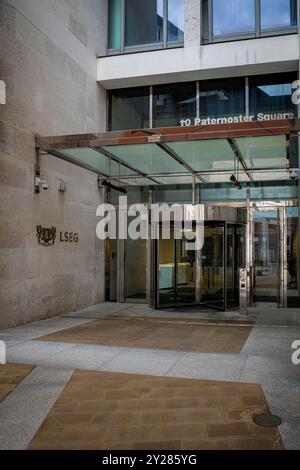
[
  {"x1": 261, "y1": 0, "x2": 297, "y2": 30},
  {"x1": 168, "y1": 0, "x2": 184, "y2": 42},
  {"x1": 212, "y1": 0, "x2": 255, "y2": 36},
  {"x1": 200, "y1": 78, "x2": 245, "y2": 120},
  {"x1": 153, "y1": 82, "x2": 196, "y2": 127},
  {"x1": 176, "y1": 231, "x2": 196, "y2": 305},
  {"x1": 201, "y1": 224, "x2": 225, "y2": 310},
  {"x1": 125, "y1": 235, "x2": 147, "y2": 301},
  {"x1": 125, "y1": 0, "x2": 163, "y2": 47},
  {"x1": 253, "y1": 210, "x2": 279, "y2": 303},
  {"x1": 108, "y1": 0, "x2": 122, "y2": 49},
  {"x1": 287, "y1": 207, "x2": 300, "y2": 307},
  {"x1": 249, "y1": 73, "x2": 297, "y2": 117},
  {"x1": 158, "y1": 227, "x2": 176, "y2": 306},
  {"x1": 108, "y1": 87, "x2": 150, "y2": 131},
  {"x1": 202, "y1": 0, "x2": 209, "y2": 42}
]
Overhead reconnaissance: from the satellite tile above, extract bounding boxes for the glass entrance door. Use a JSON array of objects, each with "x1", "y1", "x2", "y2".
[
  {"x1": 252, "y1": 208, "x2": 280, "y2": 304},
  {"x1": 156, "y1": 225, "x2": 196, "y2": 308},
  {"x1": 201, "y1": 223, "x2": 225, "y2": 310}
]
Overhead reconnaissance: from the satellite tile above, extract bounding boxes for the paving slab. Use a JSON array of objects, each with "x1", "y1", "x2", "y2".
[{"x1": 0, "y1": 366, "x2": 74, "y2": 450}]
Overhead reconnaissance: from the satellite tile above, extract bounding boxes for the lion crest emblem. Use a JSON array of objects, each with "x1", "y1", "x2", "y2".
[{"x1": 36, "y1": 226, "x2": 57, "y2": 246}]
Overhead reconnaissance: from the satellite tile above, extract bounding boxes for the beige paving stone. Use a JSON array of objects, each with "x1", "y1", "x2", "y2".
[
  {"x1": 0, "y1": 364, "x2": 34, "y2": 402},
  {"x1": 38, "y1": 317, "x2": 254, "y2": 354},
  {"x1": 28, "y1": 370, "x2": 284, "y2": 451}
]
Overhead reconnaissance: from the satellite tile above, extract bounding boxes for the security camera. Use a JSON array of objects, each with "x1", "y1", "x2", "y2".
[
  {"x1": 35, "y1": 176, "x2": 48, "y2": 193},
  {"x1": 289, "y1": 169, "x2": 300, "y2": 180}
]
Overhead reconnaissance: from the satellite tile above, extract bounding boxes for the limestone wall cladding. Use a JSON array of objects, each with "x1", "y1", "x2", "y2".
[{"x1": 0, "y1": 0, "x2": 108, "y2": 328}]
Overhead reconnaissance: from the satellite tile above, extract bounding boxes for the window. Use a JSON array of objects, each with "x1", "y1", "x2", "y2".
[
  {"x1": 108, "y1": 73, "x2": 297, "y2": 131},
  {"x1": 108, "y1": 0, "x2": 184, "y2": 53},
  {"x1": 261, "y1": 0, "x2": 297, "y2": 30},
  {"x1": 213, "y1": 0, "x2": 255, "y2": 37},
  {"x1": 125, "y1": 0, "x2": 164, "y2": 47},
  {"x1": 108, "y1": 0, "x2": 122, "y2": 49},
  {"x1": 202, "y1": 0, "x2": 297, "y2": 43},
  {"x1": 249, "y1": 72, "x2": 297, "y2": 116},
  {"x1": 153, "y1": 83, "x2": 196, "y2": 128},
  {"x1": 200, "y1": 78, "x2": 245, "y2": 119},
  {"x1": 108, "y1": 87, "x2": 150, "y2": 131},
  {"x1": 168, "y1": 0, "x2": 184, "y2": 42}
]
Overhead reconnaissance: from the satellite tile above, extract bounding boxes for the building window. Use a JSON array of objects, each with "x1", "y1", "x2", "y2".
[
  {"x1": 153, "y1": 83, "x2": 196, "y2": 128},
  {"x1": 108, "y1": 87, "x2": 150, "y2": 131},
  {"x1": 202, "y1": 0, "x2": 297, "y2": 43},
  {"x1": 167, "y1": 0, "x2": 184, "y2": 42},
  {"x1": 249, "y1": 72, "x2": 297, "y2": 117},
  {"x1": 108, "y1": 0, "x2": 122, "y2": 49},
  {"x1": 200, "y1": 78, "x2": 246, "y2": 120},
  {"x1": 261, "y1": 0, "x2": 297, "y2": 30},
  {"x1": 108, "y1": 73, "x2": 297, "y2": 130},
  {"x1": 125, "y1": 0, "x2": 164, "y2": 47},
  {"x1": 108, "y1": 0, "x2": 184, "y2": 53},
  {"x1": 213, "y1": 0, "x2": 255, "y2": 37}
]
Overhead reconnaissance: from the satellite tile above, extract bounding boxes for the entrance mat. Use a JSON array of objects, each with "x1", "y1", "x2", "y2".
[
  {"x1": 37, "y1": 318, "x2": 254, "y2": 353},
  {"x1": 28, "y1": 370, "x2": 284, "y2": 450},
  {"x1": 0, "y1": 364, "x2": 34, "y2": 402}
]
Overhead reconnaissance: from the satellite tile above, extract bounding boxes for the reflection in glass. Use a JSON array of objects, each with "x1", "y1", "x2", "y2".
[
  {"x1": 125, "y1": 235, "x2": 147, "y2": 301},
  {"x1": 213, "y1": 0, "x2": 255, "y2": 36},
  {"x1": 249, "y1": 73, "x2": 297, "y2": 117},
  {"x1": 168, "y1": 0, "x2": 184, "y2": 42},
  {"x1": 200, "y1": 78, "x2": 245, "y2": 119},
  {"x1": 158, "y1": 228, "x2": 176, "y2": 306},
  {"x1": 201, "y1": 225, "x2": 225, "y2": 310},
  {"x1": 125, "y1": 0, "x2": 164, "y2": 47},
  {"x1": 287, "y1": 207, "x2": 300, "y2": 307},
  {"x1": 108, "y1": 87, "x2": 149, "y2": 131},
  {"x1": 253, "y1": 210, "x2": 279, "y2": 303},
  {"x1": 108, "y1": 0, "x2": 122, "y2": 49},
  {"x1": 153, "y1": 82, "x2": 196, "y2": 128},
  {"x1": 261, "y1": 0, "x2": 297, "y2": 30}
]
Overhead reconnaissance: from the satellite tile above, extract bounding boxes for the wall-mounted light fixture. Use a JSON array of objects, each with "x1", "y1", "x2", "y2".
[
  {"x1": 230, "y1": 174, "x2": 242, "y2": 190},
  {"x1": 58, "y1": 179, "x2": 67, "y2": 192}
]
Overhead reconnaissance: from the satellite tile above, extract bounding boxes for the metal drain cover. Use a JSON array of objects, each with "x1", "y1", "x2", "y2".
[{"x1": 253, "y1": 414, "x2": 282, "y2": 428}]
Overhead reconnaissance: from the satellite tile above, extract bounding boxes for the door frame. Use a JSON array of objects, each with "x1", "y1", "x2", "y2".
[{"x1": 249, "y1": 200, "x2": 298, "y2": 308}]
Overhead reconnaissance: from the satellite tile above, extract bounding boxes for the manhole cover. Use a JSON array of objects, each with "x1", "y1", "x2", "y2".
[{"x1": 253, "y1": 414, "x2": 282, "y2": 428}]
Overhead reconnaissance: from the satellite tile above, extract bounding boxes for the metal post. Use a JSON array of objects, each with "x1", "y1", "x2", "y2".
[{"x1": 246, "y1": 183, "x2": 252, "y2": 309}]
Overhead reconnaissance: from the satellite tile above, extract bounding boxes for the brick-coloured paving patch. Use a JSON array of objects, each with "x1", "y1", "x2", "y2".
[
  {"x1": 0, "y1": 364, "x2": 34, "y2": 402},
  {"x1": 38, "y1": 317, "x2": 254, "y2": 353},
  {"x1": 28, "y1": 370, "x2": 284, "y2": 450}
]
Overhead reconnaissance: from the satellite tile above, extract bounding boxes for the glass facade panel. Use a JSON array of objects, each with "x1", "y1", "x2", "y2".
[
  {"x1": 261, "y1": 0, "x2": 297, "y2": 30},
  {"x1": 168, "y1": 0, "x2": 184, "y2": 42},
  {"x1": 236, "y1": 135, "x2": 288, "y2": 170},
  {"x1": 153, "y1": 82, "x2": 196, "y2": 128},
  {"x1": 200, "y1": 78, "x2": 245, "y2": 119},
  {"x1": 212, "y1": 0, "x2": 255, "y2": 36},
  {"x1": 103, "y1": 143, "x2": 187, "y2": 175},
  {"x1": 168, "y1": 139, "x2": 235, "y2": 172},
  {"x1": 125, "y1": 0, "x2": 163, "y2": 47},
  {"x1": 108, "y1": 87, "x2": 150, "y2": 131},
  {"x1": 249, "y1": 73, "x2": 297, "y2": 117},
  {"x1": 108, "y1": 0, "x2": 122, "y2": 49}
]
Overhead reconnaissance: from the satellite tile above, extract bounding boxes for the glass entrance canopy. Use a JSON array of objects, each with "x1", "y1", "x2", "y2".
[{"x1": 36, "y1": 119, "x2": 299, "y2": 186}]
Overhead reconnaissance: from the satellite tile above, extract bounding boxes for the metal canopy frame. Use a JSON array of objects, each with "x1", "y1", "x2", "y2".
[{"x1": 36, "y1": 119, "x2": 300, "y2": 186}]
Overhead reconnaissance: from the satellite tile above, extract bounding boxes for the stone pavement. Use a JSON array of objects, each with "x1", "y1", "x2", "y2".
[{"x1": 0, "y1": 302, "x2": 299, "y2": 450}]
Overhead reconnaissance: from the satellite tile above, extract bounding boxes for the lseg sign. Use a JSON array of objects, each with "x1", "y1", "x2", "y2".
[{"x1": 36, "y1": 226, "x2": 79, "y2": 247}]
